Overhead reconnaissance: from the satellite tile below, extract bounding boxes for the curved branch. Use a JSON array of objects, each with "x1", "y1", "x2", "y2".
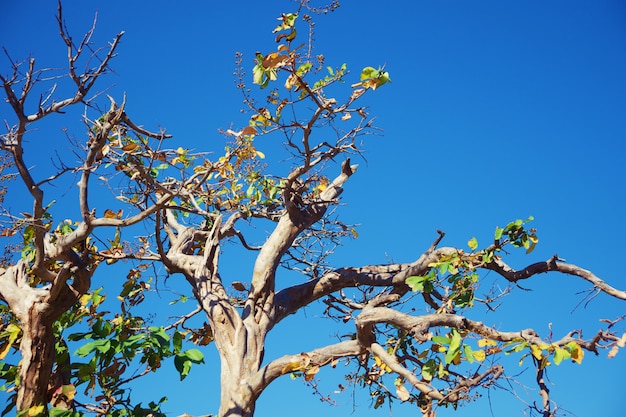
[
  {"x1": 485, "y1": 255, "x2": 626, "y2": 300},
  {"x1": 273, "y1": 244, "x2": 457, "y2": 325},
  {"x1": 250, "y1": 339, "x2": 362, "y2": 399},
  {"x1": 245, "y1": 159, "x2": 357, "y2": 327},
  {"x1": 356, "y1": 306, "x2": 612, "y2": 353}
]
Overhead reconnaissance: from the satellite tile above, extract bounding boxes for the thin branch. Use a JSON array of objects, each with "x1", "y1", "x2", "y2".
[{"x1": 485, "y1": 254, "x2": 626, "y2": 300}]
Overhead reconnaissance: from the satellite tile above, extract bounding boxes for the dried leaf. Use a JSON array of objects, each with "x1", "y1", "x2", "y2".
[
  {"x1": 396, "y1": 384, "x2": 410, "y2": 401},
  {"x1": 0, "y1": 228, "x2": 16, "y2": 237},
  {"x1": 304, "y1": 365, "x2": 320, "y2": 381},
  {"x1": 570, "y1": 344, "x2": 584, "y2": 364},
  {"x1": 241, "y1": 126, "x2": 257, "y2": 136},
  {"x1": 122, "y1": 143, "x2": 139, "y2": 152},
  {"x1": 281, "y1": 361, "x2": 302, "y2": 374},
  {"x1": 103, "y1": 209, "x2": 122, "y2": 219}
]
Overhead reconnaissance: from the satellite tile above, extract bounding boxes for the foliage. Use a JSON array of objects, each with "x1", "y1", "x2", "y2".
[{"x1": 0, "y1": 2, "x2": 624, "y2": 417}]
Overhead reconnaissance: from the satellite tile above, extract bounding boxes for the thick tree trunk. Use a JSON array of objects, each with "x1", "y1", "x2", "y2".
[
  {"x1": 0, "y1": 261, "x2": 87, "y2": 414},
  {"x1": 218, "y1": 378, "x2": 255, "y2": 417},
  {"x1": 16, "y1": 307, "x2": 56, "y2": 411},
  {"x1": 215, "y1": 325, "x2": 264, "y2": 417}
]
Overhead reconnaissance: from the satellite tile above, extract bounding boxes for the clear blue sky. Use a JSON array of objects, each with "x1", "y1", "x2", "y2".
[{"x1": 1, "y1": 1, "x2": 625, "y2": 416}]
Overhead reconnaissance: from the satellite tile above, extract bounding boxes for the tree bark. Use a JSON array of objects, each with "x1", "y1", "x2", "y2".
[
  {"x1": 16, "y1": 308, "x2": 56, "y2": 411},
  {"x1": 0, "y1": 261, "x2": 89, "y2": 413}
]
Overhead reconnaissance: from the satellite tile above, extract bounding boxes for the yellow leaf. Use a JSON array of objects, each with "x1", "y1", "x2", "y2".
[
  {"x1": 0, "y1": 324, "x2": 21, "y2": 360},
  {"x1": 477, "y1": 339, "x2": 497, "y2": 347},
  {"x1": 281, "y1": 361, "x2": 302, "y2": 374},
  {"x1": 472, "y1": 350, "x2": 486, "y2": 362},
  {"x1": 28, "y1": 405, "x2": 45, "y2": 416},
  {"x1": 79, "y1": 294, "x2": 91, "y2": 306},
  {"x1": 255, "y1": 150, "x2": 265, "y2": 159},
  {"x1": 374, "y1": 355, "x2": 391, "y2": 373},
  {"x1": 0, "y1": 343, "x2": 10, "y2": 361},
  {"x1": 531, "y1": 344, "x2": 543, "y2": 360}
]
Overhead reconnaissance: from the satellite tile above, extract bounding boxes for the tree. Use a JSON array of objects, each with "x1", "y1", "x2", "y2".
[{"x1": 1, "y1": 2, "x2": 624, "y2": 417}]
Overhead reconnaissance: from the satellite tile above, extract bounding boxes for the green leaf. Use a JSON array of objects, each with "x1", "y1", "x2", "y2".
[
  {"x1": 174, "y1": 355, "x2": 192, "y2": 381},
  {"x1": 467, "y1": 237, "x2": 478, "y2": 251},
  {"x1": 553, "y1": 346, "x2": 570, "y2": 365},
  {"x1": 149, "y1": 327, "x2": 170, "y2": 352},
  {"x1": 463, "y1": 344, "x2": 475, "y2": 364},
  {"x1": 494, "y1": 227, "x2": 503, "y2": 241},
  {"x1": 173, "y1": 349, "x2": 203, "y2": 380},
  {"x1": 296, "y1": 62, "x2": 312, "y2": 76},
  {"x1": 421, "y1": 359, "x2": 436, "y2": 381},
  {"x1": 431, "y1": 335, "x2": 451, "y2": 345},
  {"x1": 444, "y1": 330, "x2": 462, "y2": 365},
  {"x1": 183, "y1": 348, "x2": 204, "y2": 363},
  {"x1": 406, "y1": 275, "x2": 427, "y2": 292},
  {"x1": 173, "y1": 331, "x2": 183, "y2": 354},
  {"x1": 360, "y1": 66, "x2": 378, "y2": 81},
  {"x1": 49, "y1": 407, "x2": 82, "y2": 417},
  {"x1": 75, "y1": 339, "x2": 111, "y2": 357}
]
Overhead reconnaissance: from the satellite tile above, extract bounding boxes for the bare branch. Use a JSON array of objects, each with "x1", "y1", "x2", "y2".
[{"x1": 485, "y1": 255, "x2": 626, "y2": 300}]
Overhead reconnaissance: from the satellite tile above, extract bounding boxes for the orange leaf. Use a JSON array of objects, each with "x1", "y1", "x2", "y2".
[
  {"x1": 122, "y1": 143, "x2": 139, "y2": 152},
  {"x1": 241, "y1": 126, "x2": 257, "y2": 136},
  {"x1": 103, "y1": 209, "x2": 122, "y2": 219}
]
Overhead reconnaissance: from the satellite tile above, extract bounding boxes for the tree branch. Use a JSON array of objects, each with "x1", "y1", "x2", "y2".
[
  {"x1": 485, "y1": 255, "x2": 626, "y2": 300},
  {"x1": 250, "y1": 339, "x2": 362, "y2": 399}
]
